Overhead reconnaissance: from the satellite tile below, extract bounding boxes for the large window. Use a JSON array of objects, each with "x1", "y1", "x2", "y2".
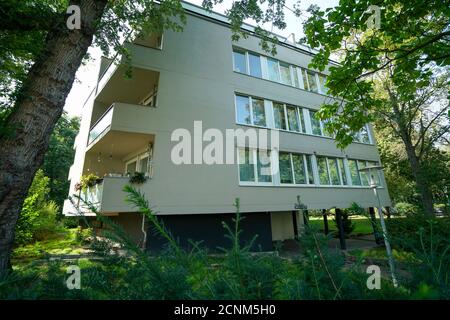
[
  {"x1": 279, "y1": 152, "x2": 314, "y2": 185},
  {"x1": 273, "y1": 103, "x2": 287, "y2": 130},
  {"x1": 232, "y1": 49, "x2": 332, "y2": 96},
  {"x1": 248, "y1": 53, "x2": 262, "y2": 77},
  {"x1": 267, "y1": 58, "x2": 280, "y2": 82},
  {"x1": 233, "y1": 49, "x2": 247, "y2": 74},
  {"x1": 238, "y1": 148, "x2": 272, "y2": 183},
  {"x1": 318, "y1": 74, "x2": 328, "y2": 94},
  {"x1": 348, "y1": 159, "x2": 361, "y2": 186},
  {"x1": 286, "y1": 105, "x2": 300, "y2": 132},
  {"x1": 280, "y1": 63, "x2": 292, "y2": 85},
  {"x1": 309, "y1": 110, "x2": 322, "y2": 135},
  {"x1": 316, "y1": 156, "x2": 348, "y2": 186},
  {"x1": 235, "y1": 95, "x2": 266, "y2": 127},
  {"x1": 125, "y1": 152, "x2": 151, "y2": 176}
]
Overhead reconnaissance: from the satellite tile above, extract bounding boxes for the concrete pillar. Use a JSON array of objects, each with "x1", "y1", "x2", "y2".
[{"x1": 322, "y1": 209, "x2": 329, "y2": 235}]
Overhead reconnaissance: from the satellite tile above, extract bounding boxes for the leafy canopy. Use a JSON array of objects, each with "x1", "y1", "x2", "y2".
[{"x1": 302, "y1": 0, "x2": 449, "y2": 147}]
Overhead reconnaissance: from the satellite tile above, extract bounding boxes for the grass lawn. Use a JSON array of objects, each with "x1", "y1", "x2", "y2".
[
  {"x1": 309, "y1": 215, "x2": 376, "y2": 236},
  {"x1": 12, "y1": 228, "x2": 88, "y2": 266}
]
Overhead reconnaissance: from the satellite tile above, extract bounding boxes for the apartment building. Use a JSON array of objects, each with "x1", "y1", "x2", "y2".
[{"x1": 63, "y1": 2, "x2": 391, "y2": 251}]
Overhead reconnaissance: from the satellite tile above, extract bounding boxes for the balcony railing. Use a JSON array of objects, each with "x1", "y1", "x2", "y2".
[{"x1": 88, "y1": 104, "x2": 114, "y2": 145}]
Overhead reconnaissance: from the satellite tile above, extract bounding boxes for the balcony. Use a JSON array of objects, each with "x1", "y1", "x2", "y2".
[{"x1": 63, "y1": 177, "x2": 149, "y2": 215}]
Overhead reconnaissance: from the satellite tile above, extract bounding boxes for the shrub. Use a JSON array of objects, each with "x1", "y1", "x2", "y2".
[{"x1": 394, "y1": 202, "x2": 420, "y2": 216}]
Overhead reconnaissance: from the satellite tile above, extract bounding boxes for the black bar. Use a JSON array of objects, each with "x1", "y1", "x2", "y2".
[
  {"x1": 322, "y1": 209, "x2": 329, "y2": 235},
  {"x1": 292, "y1": 211, "x2": 299, "y2": 239},
  {"x1": 335, "y1": 208, "x2": 346, "y2": 250}
]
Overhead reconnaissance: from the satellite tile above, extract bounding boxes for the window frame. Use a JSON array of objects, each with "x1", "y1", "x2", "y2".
[
  {"x1": 279, "y1": 152, "x2": 313, "y2": 186},
  {"x1": 237, "y1": 148, "x2": 273, "y2": 185}
]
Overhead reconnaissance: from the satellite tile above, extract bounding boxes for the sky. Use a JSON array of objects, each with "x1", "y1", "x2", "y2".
[{"x1": 63, "y1": 0, "x2": 338, "y2": 117}]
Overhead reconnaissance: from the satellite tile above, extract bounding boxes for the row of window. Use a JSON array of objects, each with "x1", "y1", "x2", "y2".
[
  {"x1": 233, "y1": 48, "x2": 328, "y2": 95},
  {"x1": 238, "y1": 149, "x2": 382, "y2": 187},
  {"x1": 235, "y1": 94, "x2": 372, "y2": 143}
]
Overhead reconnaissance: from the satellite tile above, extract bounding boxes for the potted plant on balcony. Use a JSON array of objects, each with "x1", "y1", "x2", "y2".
[
  {"x1": 79, "y1": 174, "x2": 102, "y2": 191},
  {"x1": 129, "y1": 171, "x2": 147, "y2": 184}
]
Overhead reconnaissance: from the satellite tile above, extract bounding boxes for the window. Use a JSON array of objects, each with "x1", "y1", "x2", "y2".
[
  {"x1": 273, "y1": 103, "x2": 287, "y2": 130},
  {"x1": 238, "y1": 148, "x2": 272, "y2": 183},
  {"x1": 279, "y1": 152, "x2": 293, "y2": 184},
  {"x1": 309, "y1": 110, "x2": 322, "y2": 135},
  {"x1": 235, "y1": 95, "x2": 251, "y2": 125},
  {"x1": 328, "y1": 158, "x2": 341, "y2": 185},
  {"x1": 358, "y1": 160, "x2": 370, "y2": 186},
  {"x1": 251, "y1": 98, "x2": 266, "y2": 127},
  {"x1": 359, "y1": 125, "x2": 371, "y2": 144},
  {"x1": 298, "y1": 108, "x2": 306, "y2": 133},
  {"x1": 317, "y1": 156, "x2": 346, "y2": 186},
  {"x1": 292, "y1": 154, "x2": 307, "y2": 184},
  {"x1": 126, "y1": 161, "x2": 137, "y2": 175},
  {"x1": 318, "y1": 74, "x2": 328, "y2": 94},
  {"x1": 348, "y1": 159, "x2": 361, "y2": 186},
  {"x1": 268, "y1": 58, "x2": 280, "y2": 82},
  {"x1": 293, "y1": 68, "x2": 300, "y2": 88},
  {"x1": 248, "y1": 53, "x2": 262, "y2": 77},
  {"x1": 306, "y1": 70, "x2": 318, "y2": 92},
  {"x1": 233, "y1": 50, "x2": 247, "y2": 73},
  {"x1": 286, "y1": 106, "x2": 300, "y2": 132},
  {"x1": 257, "y1": 150, "x2": 272, "y2": 182},
  {"x1": 367, "y1": 161, "x2": 381, "y2": 186},
  {"x1": 279, "y1": 152, "x2": 313, "y2": 185},
  {"x1": 280, "y1": 63, "x2": 292, "y2": 85},
  {"x1": 238, "y1": 148, "x2": 255, "y2": 182},
  {"x1": 139, "y1": 156, "x2": 149, "y2": 174},
  {"x1": 338, "y1": 158, "x2": 347, "y2": 185},
  {"x1": 235, "y1": 95, "x2": 266, "y2": 127},
  {"x1": 317, "y1": 156, "x2": 330, "y2": 185}
]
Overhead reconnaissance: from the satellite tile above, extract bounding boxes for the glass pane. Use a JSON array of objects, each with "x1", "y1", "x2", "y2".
[
  {"x1": 317, "y1": 156, "x2": 330, "y2": 185},
  {"x1": 348, "y1": 160, "x2": 361, "y2": 185},
  {"x1": 306, "y1": 155, "x2": 314, "y2": 184},
  {"x1": 235, "y1": 95, "x2": 251, "y2": 124},
  {"x1": 359, "y1": 125, "x2": 370, "y2": 143},
  {"x1": 367, "y1": 161, "x2": 381, "y2": 186},
  {"x1": 233, "y1": 50, "x2": 247, "y2": 73},
  {"x1": 248, "y1": 53, "x2": 262, "y2": 78},
  {"x1": 126, "y1": 161, "x2": 137, "y2": 175},
  {"x1": 279, "y1": 153, "x2": 293, "y2": 184},
  {"x1": 268, "y1": 58, "x2": 280, "y2": 82},
  {"x1": 298, "y1": 108, "x2": 306, "y2": 133},
  {"x1": 293, "y1": 68, "x2": 300, "y2": 87},
  {"x1": 301, "y1": 69, "x2": 309, "y2": 91},
  {"x1": 292, "y1": 154, "x2": 306, "y2": 184},
  {"x1": 257, "y1": 150, "x2": 272, "y2": 182},
  {"x1": 286, "y1": 106, "x2": 299, "y2": 132},
  {"x1": 252, "y1": 98, "x2": 266, "y2": 127},
  {"x1": 358, "y1": 160, "x2": 370, "y2": 186},
  {"x1": 280, "y1": 63, "x2": 292, "y2": 85},
  {"x1": 307, "y1": 71, "x2": 318, "y2": 92},
  {"x1": 338, "y1": 158, "x2": 348, "y2": 185},
  {"x1": 239, "y1": 149, "x2": 255, "y2": 182},
  {"x1": 273, "y1": 103, "x2": 286, "y2": 130},
  {"x1": 328, "y1": 158, "x2": 340, "y2": 185},
  {"x1": 140, "y1": 157, "x2": 148, "y2": 174},
  {"x1": 318, "y1": 74, "x2": 328, "y2": 94},
  {"x1": 322, "y1": 119, "x2": 332, "y2": 137},
  {"x1": 309, "y1": 110, "x2": 322, "y2": 135}
]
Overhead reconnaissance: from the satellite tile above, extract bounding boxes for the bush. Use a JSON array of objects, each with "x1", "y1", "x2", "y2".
[
  {"x1": 394, "y1": 202, "x2": 420, "y2": 216},
  {"x1": 333, "y1": 209, "x2": 355, "y2": 238},
  {"x1": 15, "y1": 170, "x2": 61, "y2": 245}
]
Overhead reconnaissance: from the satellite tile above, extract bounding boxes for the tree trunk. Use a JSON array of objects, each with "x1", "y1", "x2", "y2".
[
  {"x1": 0, "y1": 0, "x2": 107, "y2": 276},
  {"x1": 403, "y1": 137, "x2": 434, "y2": 216}
]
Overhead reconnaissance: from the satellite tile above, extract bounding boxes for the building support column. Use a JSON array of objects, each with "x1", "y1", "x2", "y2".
[
  {"x1": 335, "y1": 208, "x2": 346, "y2": 250},
  {"x1": 369, "y1": 207, "x2": 383, "y2": 245},
  {"x1": 292, "y1": 211, "x2": 299, "y2": 239},
  {"x1": 322, "y1": 209, "x2": 329, "y2": 235},
  {"x1": 303, "y1": 209, "x2": 309, "y2": 227}
]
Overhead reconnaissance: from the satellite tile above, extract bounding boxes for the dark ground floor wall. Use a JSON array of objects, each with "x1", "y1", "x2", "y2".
[{"x1": 146, "y1": 212, "x2": 273, "y2": 252}]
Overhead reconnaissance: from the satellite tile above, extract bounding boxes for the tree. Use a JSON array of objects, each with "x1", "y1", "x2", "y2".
[
  {"x1": 0, "y1": 0, "x2": 298, "y2": 275},
  {"x1": 301, "y1": 0, "x2": 449, "y2": 215},
  {"x1": 42, "y1": 113, "x2": 79, "y2": 213}
]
